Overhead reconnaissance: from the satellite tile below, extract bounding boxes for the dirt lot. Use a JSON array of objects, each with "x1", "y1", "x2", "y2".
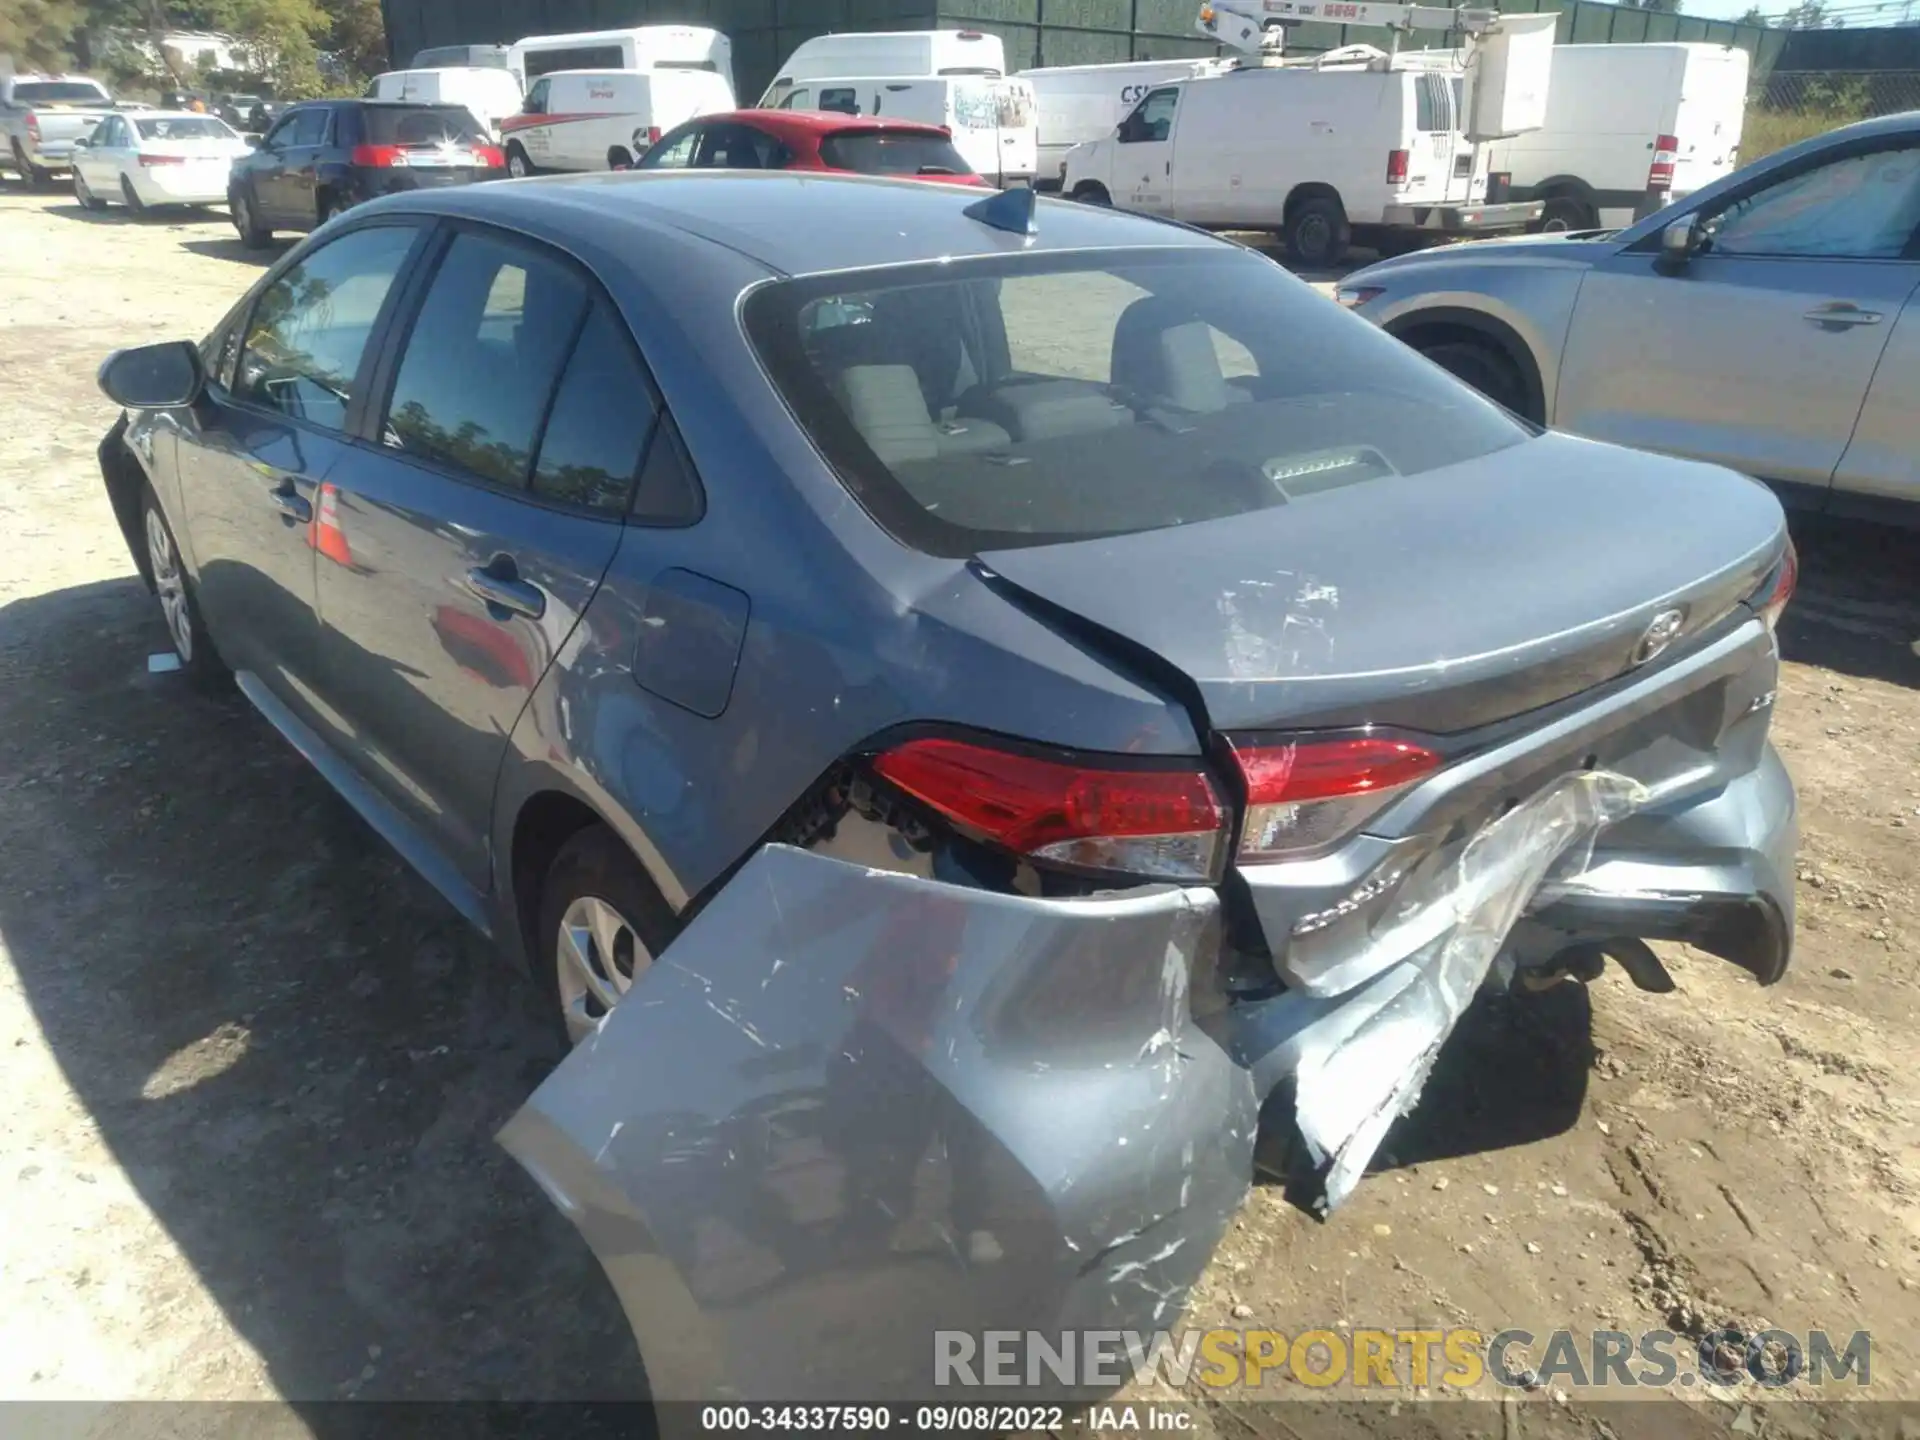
[{"x1": 3, "y1": 188, "x2": 1919, "y2": 1433}]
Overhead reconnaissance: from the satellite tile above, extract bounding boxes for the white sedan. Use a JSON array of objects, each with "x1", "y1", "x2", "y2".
[{"x1": 70, "y1": 110, "x2": 252, "y2": 214}]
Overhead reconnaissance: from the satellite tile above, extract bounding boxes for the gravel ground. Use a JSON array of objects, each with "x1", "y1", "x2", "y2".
[{"x1": 2, "y1": 187, "x2": 1919, "y2": 1433}]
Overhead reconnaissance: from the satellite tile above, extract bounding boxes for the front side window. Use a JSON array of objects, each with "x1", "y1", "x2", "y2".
[
  {"x1": 235, "y1": 224, "x2": 419, "y2": 429},
  {"x1": 639, "y1": 126, "x2": 700, "y2": 168},
  {"x1": 1121, "y1": 88, "x2": 1177, "y2": 144},
  {"x1": 744, "y1": 249, "x2": 1527, "y2": 556},
  {"x1": 381, "y1": 232, "x2": 589, "y2": 488},
  {"x1": 817, "y1": 87, "x2": 860, "y2": 115},
  {"x1": 778, "y1": 88, "x2": 812, "y2": 111},
  {"x1": 531, "y1": 304, "x2": 659, "y2": 513},
  {"x1": 287, "y1": 108, "x2": 331, "y2": 146},
  {"x1": 1707, "y1": 143, "x2": 1920, "y2": 260},
  {"x1": 524, "y1": 78, "x2": 551, "y2": 115}
]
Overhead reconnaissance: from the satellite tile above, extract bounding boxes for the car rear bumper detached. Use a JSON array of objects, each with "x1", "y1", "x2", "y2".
[
  {"x1": 1382, "y1": 198, "x2": 1544, "y2": 234},
  {"x1": 505, "y1": 736, "x2": 1793, "y2": 1414}
]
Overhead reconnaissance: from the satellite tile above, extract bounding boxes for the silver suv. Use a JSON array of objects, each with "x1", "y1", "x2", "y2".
[{"x1": 1339, "y1": 112, "x2": 1920, "y2": 527}]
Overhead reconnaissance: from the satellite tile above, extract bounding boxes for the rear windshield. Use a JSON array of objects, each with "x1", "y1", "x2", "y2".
[
  {"x1": 136, "y1": 116, "x2": 233, "y2": 140},
  {"x1": 819, "y1": 130, "x2": 973, "y2": 178},
  {"x1": 12, "y1": 81, "x2": 110, "y2": 104},
  {"x1": 744, "y1": 248, "x2": 1528, "y2": 556},
  {"x1": 362, "y1": 105, "x2": 488, "y2": 145}
]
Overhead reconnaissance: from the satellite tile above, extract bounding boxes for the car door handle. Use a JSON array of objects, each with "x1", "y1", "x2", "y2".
[
  {"x1": 463, "y1": 561, "x2": 546, "y2": 621},
  {"x1": 1803, "y1": 302, "x2": 1883, "y2": 328},
  {"x1": 269, "y1": 481, "x2": 311, "y2": 523}
]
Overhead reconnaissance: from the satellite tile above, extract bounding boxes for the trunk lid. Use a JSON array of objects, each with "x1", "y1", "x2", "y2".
[{"x1": 976, "y1": 431, "x2": 1785, "y2": 736}]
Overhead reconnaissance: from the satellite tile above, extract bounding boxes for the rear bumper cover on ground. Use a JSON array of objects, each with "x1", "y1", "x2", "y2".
[
  {"x1": 1381, "y1": 199, "x2": 1545, "y2": 233},
  {"x1": 503, "y1": 751, "x2": 1794, "y2": 1412},
  {"x1": 503, "y1": 847, "x2": 1257, "y2": 1407}
]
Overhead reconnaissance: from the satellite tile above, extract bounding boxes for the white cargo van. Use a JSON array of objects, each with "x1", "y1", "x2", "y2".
[
  {"x1": 760, "y1": 30, "x2": 1006, "y2": 105},
  {"x1": 501, "y1": 69, "x2": 734, "y2": 175},
  {"x1": 370, "y1": 67, "x2": 525, "y2": 140},
  {"x1": 507, "y1": 26, "x2": 734, "y2": 92},
  {"x1": 1020, "y1": 58, "x2": 1230, "y2": 188},
  {"x1": 1061, "y1": 61, "x2": 1544, "y2": 265},
  {"x1": 1485, "y1": 43, "x2": 1749, "y2": 231},
  {"x1": 772, "y1": 75, "x2": 1037, "y2": 186}
]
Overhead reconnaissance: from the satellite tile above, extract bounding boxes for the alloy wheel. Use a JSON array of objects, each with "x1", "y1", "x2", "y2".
[
  {"x1": 144, "y1": 508, "x2": 193, "y2": 663},
  {"x1": 508, "y1": 150, "x2": 529, "y2": 178},
  {"x1": 555, "y1": 894, "x2": 652, "y2": 1043}
]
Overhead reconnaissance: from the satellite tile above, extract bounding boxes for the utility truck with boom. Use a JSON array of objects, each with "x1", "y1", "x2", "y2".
[{"x1": 1061, "y1": 0, "x2": 1555, "y2": 264}]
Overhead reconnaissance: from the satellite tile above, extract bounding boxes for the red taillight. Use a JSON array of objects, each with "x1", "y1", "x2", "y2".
[
  {"x1": 1386, "y1": 148, "x2": 1410, "y2": 186},
  {"x1": 351, "y1": 144, "x2": 406, "y2": 167},
  {"x1": 1232, "y1": 737, "x2": 1441, "y2": 861},
  {"x1": 138, "y1": 153, "x2": 185, "y2": 167},
  {"x1": 25, "y1": 112, "x2": 40, "y2": 141},
  {"x1": 475, "y1": 144, "x2": 505, "y2": 167},
  {"x1": 872, "y1": 737, "x2": 1225, "y2": 882},
  {"x1": 1759, "y1": 540, "x2": 1797, "y2": 635},
  {"x1": 1647, "y1": 133, "x2": 1678, "y2": 193},
  {"x1": 647, "y1": 125, "x2": 662, "y2": 144}
]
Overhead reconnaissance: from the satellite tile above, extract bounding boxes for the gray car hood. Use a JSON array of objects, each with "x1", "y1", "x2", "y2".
[{"x1": 977, "y1": 431, "x2": 1786, "y2": 735}]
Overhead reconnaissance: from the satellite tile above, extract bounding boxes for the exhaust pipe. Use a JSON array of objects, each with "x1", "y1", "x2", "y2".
[{"x1": 1519, "y1": 938, "x2": 1675, "y2": 995}]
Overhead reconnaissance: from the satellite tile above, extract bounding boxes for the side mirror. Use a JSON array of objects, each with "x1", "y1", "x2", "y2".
[
  {"x1": 1659, "y1": 213, "x2": 1703, "y2": 268},
  {"x1": 98, "y1": 340, "x2": 205, "y2": 409}
]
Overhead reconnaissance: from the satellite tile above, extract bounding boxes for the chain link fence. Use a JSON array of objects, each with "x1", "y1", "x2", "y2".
[{"x1": 1747, "y1": 70, "x2": 1920, "y2": 162}]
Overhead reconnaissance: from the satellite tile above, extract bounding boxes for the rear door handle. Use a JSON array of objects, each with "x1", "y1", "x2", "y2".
[
  {"x1": 463, "y1": 561, "x2": 546, "y2": 621},
  {"x1": 1803, "y1": 302, "x2": 1883, "y2": 328},
  {"x1": 269, "y1": 479, "x2": 311, "y2": 523}
]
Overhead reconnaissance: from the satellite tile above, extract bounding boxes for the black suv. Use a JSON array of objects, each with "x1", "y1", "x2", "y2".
[{"x1": 227, "y1": 99, "x2": 503, "y2": 248}]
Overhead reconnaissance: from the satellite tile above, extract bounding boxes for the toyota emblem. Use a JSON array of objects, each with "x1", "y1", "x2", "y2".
[{"x1": 1633, "y1": 608, "x2": 1686, "y2": 666}]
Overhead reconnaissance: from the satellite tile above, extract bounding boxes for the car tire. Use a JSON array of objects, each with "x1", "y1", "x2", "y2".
[
  {"x1": 72, "y1": 168, "x2": 106, "y2": 211},
  {"x1": 1537, "y1": 195, "x2": 1596, "y2": 234},
  {"x1": 13, "y1": 141, "x2": 51, "y2": 190},
  {"x1": 230, "y1": 187, "x2": 272, "y2": 249},
  {"x1": 1069, "y1": 182, "x2": 1111, "y2": 206},
  {"x1": 140, "y1": 485, "x2": 229, "y2": 692},
  {"x1": 607, "y1": 145, "x2": 634, "y2": 170},
  {"x1": 315, "y1": 193, "x2": 339, "y2": 227},
  {"x1": 506, "y1": 142, "x2": 535, "y2": 178},
  {"x1": 536, "y1": 825, "x2": 680, "y2": 1048},
  {"x1": 120, "y1": 175, "x2": 148, "y2": 218},
  {"x1": 1285, "y1": 196, "x2": 1350, "y2": 269},
  {"x1": 1420, "y1": 339, "x2": 1529, "y2": 419}
]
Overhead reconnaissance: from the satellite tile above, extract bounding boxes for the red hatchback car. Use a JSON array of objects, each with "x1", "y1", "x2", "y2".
[{"x1": 633, "y1": 109, "x2": 987, "y2": 185}]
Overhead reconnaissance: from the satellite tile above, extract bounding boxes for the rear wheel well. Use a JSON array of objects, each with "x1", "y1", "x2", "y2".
[
  {"x1": 1283, "y1": 182, "x2": 1343, "y2": 224},
  {"x1": 511, "y1": 792, "x2": 611, "y2": 963},
  {"x1": 1388, "y1": 313, "x2": 1547, "y2": 426}
]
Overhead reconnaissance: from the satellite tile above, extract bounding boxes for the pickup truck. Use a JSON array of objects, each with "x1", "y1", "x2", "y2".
[{"x1": 2, "y1": 74, "x2": 117, "y2": 187}]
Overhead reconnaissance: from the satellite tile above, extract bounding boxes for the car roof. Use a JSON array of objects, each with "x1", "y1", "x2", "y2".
[
  {"x1": 699, "y1": 108, "x2": 953, "y2": 139},
  {"x1": 371, "y1": 170, "x2": 1226, "y2": 279}
]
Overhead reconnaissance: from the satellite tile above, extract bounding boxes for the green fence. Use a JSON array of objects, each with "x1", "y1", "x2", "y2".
[{"x1": 381, "y1": 0, "x2": 1787, "y2": 110}]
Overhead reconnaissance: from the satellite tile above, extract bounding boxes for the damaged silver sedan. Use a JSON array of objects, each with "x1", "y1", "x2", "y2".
[{"x1": 97, "y1": 173, "x2": 1797, "y2": 1409}]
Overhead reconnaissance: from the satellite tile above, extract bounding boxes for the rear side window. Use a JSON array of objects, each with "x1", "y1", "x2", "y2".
[
  {"x1": 287, "y1": 107, "x2": 330, "y2": 146},
  {"x1": 743, "y1": 248, "x2": 1527, "y2": 556},
  {"x1": 235, "y1": 224, "x2": 419, "y2": 430},
  {"x1": 1415, "y1": 74, "x2": 1452, "y2": 134},
  {"x1": 381, "y1": 232, "x2": 589, "y2": 487},
  {"x1": 531, "y1": 304, "x2": 659, "y2": 514},
  {"x1": 819, "y1": 130, "x2": 972, "y2": 177},
  {"x1": 363, "y1": 105, "x2": 487, "y2": 146}
]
